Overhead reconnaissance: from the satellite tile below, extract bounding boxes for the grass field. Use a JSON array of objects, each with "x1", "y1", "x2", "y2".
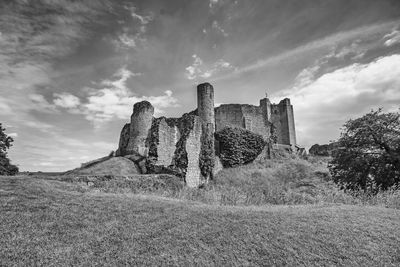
[{"x1": 1, "y1": 175, "x2": 400, "y2": 266}]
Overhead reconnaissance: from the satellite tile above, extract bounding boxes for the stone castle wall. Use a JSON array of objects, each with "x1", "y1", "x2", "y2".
[
  {"x1": 184, "y1": 117, "x2": 202, "y2": 187},
  {"x1": 270, "y1": 99, "x2": 296, "y2": 149},
  {"x1": 155, "y1": 118, "x2": 180, "y2": 166},
  {"x1": 115, "y1": 83, "x2": 297, "y2": 187},
  {"x1": 215, "y1": 103, "x2": 271, "y2": 140}
]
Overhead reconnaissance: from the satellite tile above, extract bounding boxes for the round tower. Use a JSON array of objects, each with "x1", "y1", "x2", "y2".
[
  {"x1": 197, "y1": 83, "x2": 215, "y2": 129},
  {"x1": 197, "y1": 83, "x2": 215, "y2": 183},
  {"x1": 126, "y1": 100, "x2": 154, "y2": 156}
]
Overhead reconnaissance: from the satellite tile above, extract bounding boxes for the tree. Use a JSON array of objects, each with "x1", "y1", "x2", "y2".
[
  {"x1": 329, "y1": 109, "x2": 400, "y2": 191},
  {"x1": 0, "y1": 123, "x2": 18, "y2": 175}
]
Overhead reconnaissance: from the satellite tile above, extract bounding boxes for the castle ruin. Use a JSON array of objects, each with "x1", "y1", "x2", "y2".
[{"x1": 115, "y1": 82, "x2": 298, "y2": 187}]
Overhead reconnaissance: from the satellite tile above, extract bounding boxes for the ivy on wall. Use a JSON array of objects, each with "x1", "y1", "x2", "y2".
[
  {"x1": 170, "y1": 113, "x2": 196, "y2": 177},
  {"x1": 199, "y1": 123, "x2": 215, "y2": 180},
  {"x1": 145, "y1": 113, "x2": 197, "y2": 179},
  {"x1": 215, "y1": 126, "x2": 266, "y2": 167}
]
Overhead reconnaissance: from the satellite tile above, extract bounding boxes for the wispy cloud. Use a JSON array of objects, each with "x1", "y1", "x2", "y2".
[
  {"x1": 52, "y1": 66, "x2": 178, "y2": 125},
  {"x1": 0, "y1": 0, "x2": 115, "y2": 128},
  {"x1": 113, "y1": 4, "x2": 154, "y2": 50},
  {"x1": 383, "y1": 29, "x2": 400, "y2": 47},
  {"x1": 53, "y1": 93, "x2": 81, "y2": 109},
  {"x1": 216, "y1": 20, "x2": 400, "y2": 81},
  {"x1": 185, "y1": 54, "x2": 234, "y2": 80},
  {"x1": 281, "y1": 54, "x2": 400, "y2": 148},
  {"x1": 185, "y1": 54, "x2": 204, "y2": 80},
  {"x1": 0, "y1": 0, "x2": 112, "y2": 63},
  {"x1": 212, "y1": 21, "x2": 229, "y2": 37}
]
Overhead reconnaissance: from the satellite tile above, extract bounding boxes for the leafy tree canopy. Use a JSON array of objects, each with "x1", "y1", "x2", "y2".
[
  {"x1": 0, "y1": 123, "x2": 18, "y2": 175},
  {"x1": 329, "y1": 109, "x2": 400, "y2": 191}
]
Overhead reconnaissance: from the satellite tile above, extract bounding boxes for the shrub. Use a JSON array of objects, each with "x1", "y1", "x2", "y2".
[
  {"x1": 215, "y1": 127, "x2": 266, "y2": 167},
  {"x1": 0, "y1": 123, "x2": 18, "y2": 175}
]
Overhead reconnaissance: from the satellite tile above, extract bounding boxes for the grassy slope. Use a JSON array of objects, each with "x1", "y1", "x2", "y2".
[{"x1": 1, "y1": 176, "x2": 400, "y2": 266}]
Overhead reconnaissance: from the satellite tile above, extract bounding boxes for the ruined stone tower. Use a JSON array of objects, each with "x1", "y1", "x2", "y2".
[
  {"x1": 115, "y1": 82, "x2": 299, "y2": 188},
  {"x1": 125, "y1": 101, "x2": 154, "y2": 156},
  {"x1": 270, "y1": 98, "x2": 297, "y2": 150},
  {"x1": 197, "y1": 83, "x2": 215, "y2": 183}
]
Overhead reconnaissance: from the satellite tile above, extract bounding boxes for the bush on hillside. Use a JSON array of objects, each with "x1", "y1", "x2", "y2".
[
  {"x1": 215, "y1": 127, "x2": 266, "y2": 168},
  {"x1": 329, "y1": 109, "x2": 400, "y2": 191},
  {"x1": 0, "y1": 123, "x2": 18, "y2": 175}
]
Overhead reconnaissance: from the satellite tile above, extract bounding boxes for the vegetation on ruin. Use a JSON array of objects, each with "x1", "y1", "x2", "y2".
[
  {"x1": 0, "y1": 123, "x2": 18, "y2": 175},
  {"x1": 199, "y1": 125, "x2": 215, "y2": 180},
  {"x1": 329, "y1": 109, "x2": 400, "y2": 192},
  {"x1": 145, "y1": 113, "x2": 198, "y2": 178},
  {"x1": 146, "y1": 117, "x2": 161, "y2": 163},
  {"x1": 215, "y1": 126, "x2": 266, "y2": 167},
  {"x1": 170, "y1": 113, "x2": 196, "y2": 177}
]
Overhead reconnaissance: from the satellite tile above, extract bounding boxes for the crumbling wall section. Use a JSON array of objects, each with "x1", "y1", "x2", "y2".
[
  {"x1": 272, "y1": 99, "x2": 297, "y2": 149},
  {"x1": 156, "y1": 118, "x2": 180, "y2": 166},
  {"x1": 144, "y1": 113, "x2": 203, "y2": 187},
  {"x1": 115, "y1": 123, "x2": 130, "y2": 156},
  {"x1": 241, "y1": 105, "x2": 270, "y2": 140},
  {"x1": 184, "y1": 116, "x2": 202, "y2": 187},
  {"x1": 215, "y1": 104, "x2": 270, "y2": 140},
  {"x1": 215, "y1": 104, "x2": 244, "y2": 132}
]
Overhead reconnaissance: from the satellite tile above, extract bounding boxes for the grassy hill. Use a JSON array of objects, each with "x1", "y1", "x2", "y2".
[{"x1": 1, "y1": 175, "x2": 400, "y2": 266}]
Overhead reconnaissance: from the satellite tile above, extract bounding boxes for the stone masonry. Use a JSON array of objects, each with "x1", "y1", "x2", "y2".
[{"x1": 116, "y1": 82, "x2": 297, "y2": 187}]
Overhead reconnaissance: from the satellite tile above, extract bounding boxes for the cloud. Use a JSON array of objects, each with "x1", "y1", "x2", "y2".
[
  {"x1": 129, "y1": 7, "x2": 153, "y2": 25},
  {"x1": 29, "y1": 94, "x2": 58, "y2": 113},
  {"x1": 216, "y1": 19, "x2": 400, "y2": 80},
  {"x1": 53, "y1": 66, "x2": 178, "y2": 125},
  {"x1": 201, "y1": 59, "x2": 235, "y2": 78},
  {"x1": 333, "y1": 41, "x2": 366, "y2": 60},
  {"x1": 0, "y1": 0, "x2": 112, "y2": 63},
  {"x1": 212, "y1": 21, "x2": 228, "y2": 37},
  {"x1": 281, "y1": 54, "x2": 400, "y2": 148},
  {"x1": 209, "y1": 0, "x2": 219, "y2": 8},
  {"x1": 53, "y1": 93, "x2": 81, "y2": 109},
  {"x1": 185, "y1": 55, "x2": 234, "y2": 80},
  {"x1": 0, "y1": 97, "x2": 13, "y2": 115},
  {"x1": 185, "y1": 54, "x2": 204, "y2": 80},
  {"x1": 8, "y1": 133, "x2": 18, "y2": 138},
  {"x1": 383, "y1": 30, "x2": 400, "y2": 47},
  {"x1": 114, "y1": 4, "x2": 154, "y2": 50},
  {"x1": 117, "y1": 33, "x2": 138, "y2": 48}
]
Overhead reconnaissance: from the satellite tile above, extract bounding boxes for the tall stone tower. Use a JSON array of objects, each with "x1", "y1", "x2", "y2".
[
  {"x1": 197, "y1": 83, "x2": 215, "y2": 183},
  {"x1": 125, "y1": 100, "x2": 154, "y2": 156},
  {"x1": 278, "y1": 98, "x2": 296, "y2": 150}
]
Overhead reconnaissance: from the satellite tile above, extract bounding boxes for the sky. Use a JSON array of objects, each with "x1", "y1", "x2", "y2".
[{"x1": 1, "y1": 0, "x2": 400, "y2": 172}]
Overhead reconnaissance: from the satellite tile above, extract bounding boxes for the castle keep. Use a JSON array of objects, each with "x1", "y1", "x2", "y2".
[{"x1": 115, "y1": 83, "x2": 297, "y2": 187}]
